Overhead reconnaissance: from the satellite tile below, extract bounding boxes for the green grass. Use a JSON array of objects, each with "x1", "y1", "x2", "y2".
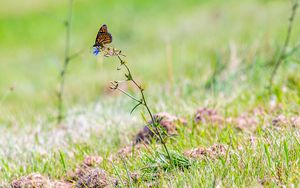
[{"x1": 0, "y1": 0, "x2": 300, "y2": 187}]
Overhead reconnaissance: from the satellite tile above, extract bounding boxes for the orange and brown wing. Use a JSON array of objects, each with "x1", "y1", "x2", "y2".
[
  {"x1": 93, "y1": 33, "x2": 112, "y2": 47},
  {"x1": 93, "y1": 24, "x2": 112, "y2": 47},
  {"x1": 99, "y1": 24, "x2": 108, "y2": 33}
]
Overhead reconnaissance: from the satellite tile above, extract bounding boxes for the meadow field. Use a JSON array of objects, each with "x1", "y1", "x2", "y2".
[{"x1": 0, "y1": 0, "x2": 300, "y2": 187}]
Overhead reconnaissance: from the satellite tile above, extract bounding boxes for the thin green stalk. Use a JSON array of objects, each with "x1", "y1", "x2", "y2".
[
  {"x1": 116, "y1": 55, "x2": 173, "y2": 164},
  {"x1": 57, "y1": 0, "x2": 73, "y2": 123},
  {"x1": 111, "y1": 161, "x2": 126, "y2": 187},
  {"x1": 58, "y1": 150, "x2": 67, "y2": 173},
  {"x1": 269, "y1": 0, "x2": 298, "y2": 90},
  {"x1": 120, "y1": 156, "x2": 133, "y2": 188},
  {"x1": 111, "y1": 82, "x2": 142, "y2": 103}
]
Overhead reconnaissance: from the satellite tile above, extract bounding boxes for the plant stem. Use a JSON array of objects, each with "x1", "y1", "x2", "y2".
[
  {"x1": 112, "y1": 83, "x2": 141, "y2": 103},
  {"x1": 57, "y1": 0, "x2": 73, "y2": 123},
  {"x1": 269, "y1": 0, "x2": 298, "y2": 90},
  {"x1": 116, "y1": 55, "x2": 173, "y2": 163}
]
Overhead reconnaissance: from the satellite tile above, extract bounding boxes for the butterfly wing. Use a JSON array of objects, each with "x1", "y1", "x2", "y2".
[
  {"x1": 93, "y1": 33, "x2": 112, "y2": 47},
  {"x1": 93, "y1": 24, "x2": 112, "y2": 47},
  {"x1": 99, "y1": 24, "x2": 108, "y2": 33}
]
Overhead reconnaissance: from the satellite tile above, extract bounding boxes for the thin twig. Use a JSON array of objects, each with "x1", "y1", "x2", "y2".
[
  {"x1": 57, "y1": 0, "x2": 74, "y2": 123},
  {"x1": 111, "y1": 82, "x2": 142, "y2": 103},
  {"x1": 269, "y1": 0, "x2": 298, "y2": 90}
]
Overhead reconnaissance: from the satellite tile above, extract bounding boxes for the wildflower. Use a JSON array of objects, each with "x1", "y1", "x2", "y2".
[
  {"x1": 93, "y1": 47, "x2": 100, "y2": 56},
  {"x1": 102, "y1": 47, "x2": 123, "y2": 57}
]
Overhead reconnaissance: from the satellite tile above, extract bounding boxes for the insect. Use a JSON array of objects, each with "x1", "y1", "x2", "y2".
[{"x1": 93, "y1": 24, "x2": 112, "y2": 48}]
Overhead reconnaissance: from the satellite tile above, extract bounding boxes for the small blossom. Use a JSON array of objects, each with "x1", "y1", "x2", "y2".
[{"x1": 93, "y1": 47, "x2": 100, "y2": 56}]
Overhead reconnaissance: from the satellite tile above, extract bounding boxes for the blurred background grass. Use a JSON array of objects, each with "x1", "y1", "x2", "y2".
[{"x1": 0, "y1": 0, "x2": 299, "y2": 123}]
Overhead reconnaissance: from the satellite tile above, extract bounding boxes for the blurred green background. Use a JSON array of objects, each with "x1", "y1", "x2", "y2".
[{"x1": 0, "y1": 0, "x2": 299, "y2": 123}]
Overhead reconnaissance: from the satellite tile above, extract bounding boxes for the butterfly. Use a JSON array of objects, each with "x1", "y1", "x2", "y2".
[{"x1": 93, "y1": 24, "x2": 112, "y2": 48}]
